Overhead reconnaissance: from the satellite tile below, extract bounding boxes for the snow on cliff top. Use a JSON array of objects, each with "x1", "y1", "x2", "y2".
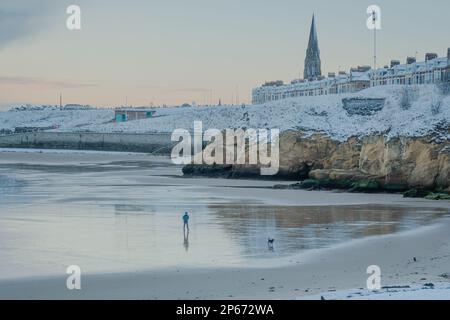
[
  {"x1": 1, "y1": 85, "x2": 449, "y2": 141},
  {"x1": 0, "y1": 109, "x2": 113, "y2": 132}
]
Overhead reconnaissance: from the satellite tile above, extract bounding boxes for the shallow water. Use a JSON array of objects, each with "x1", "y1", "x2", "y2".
[{"x1": 0, "y1": 154, "x2": 448, "y2": 280}]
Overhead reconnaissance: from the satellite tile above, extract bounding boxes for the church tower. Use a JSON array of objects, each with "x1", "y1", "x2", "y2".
[{"x1": 303, "y1": 14, "x2": 322, "y2": 81}]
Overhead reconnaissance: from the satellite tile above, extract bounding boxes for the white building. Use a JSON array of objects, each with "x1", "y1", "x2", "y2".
[
  {"x1": 371, "y1": 51, "x2": 450, "y2": 87},
  {"x1": 252, "y1": 69, "x2": 370, "y2": 105},
  {"x1": 252, "y1": 49, "x2": 450, "y2": 105}
]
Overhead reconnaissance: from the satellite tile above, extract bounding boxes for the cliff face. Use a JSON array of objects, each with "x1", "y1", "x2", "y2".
[{"x1": 279, "y1": 131, "x2": 450, "y2": 190}]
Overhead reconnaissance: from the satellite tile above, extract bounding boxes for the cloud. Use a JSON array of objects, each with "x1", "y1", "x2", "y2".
[
  {"x1": 0, "y1": 76, "x2": 98, "y2": 89},
  {"x1": 0, "y1": 1, "x2": 54, "y2": 48}
]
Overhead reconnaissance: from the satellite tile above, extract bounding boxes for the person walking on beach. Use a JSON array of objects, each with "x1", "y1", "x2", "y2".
[{"x1": 183, "y1": 212, "x2": 190, "y2": 232}]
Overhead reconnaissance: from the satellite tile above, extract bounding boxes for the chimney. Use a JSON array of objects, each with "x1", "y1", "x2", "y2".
[
  {"x1": 338, "y1": 71, "x2": 347, "y2": 76},
  {"x1": 390, "y1": 60, "x2": 400, "y2": 68},
  {"x1": 328, "y1": 72, "x2": 335, "y2": 78},
  {"x1": 425, "y1": 53, "x2": 438, "y2": 61},
  {"x1": 358, "y1": 65, "x2": 371, "y2": 72},
  {"x1": 407, "y1": 57, "x2": 416, "y2": 65}
]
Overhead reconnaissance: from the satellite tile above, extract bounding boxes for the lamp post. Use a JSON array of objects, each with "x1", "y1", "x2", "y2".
[{"x1": 373, "y1": 10, "x2": 377, "y2": 71}]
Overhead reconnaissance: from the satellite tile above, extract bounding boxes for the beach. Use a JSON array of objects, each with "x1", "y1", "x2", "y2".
[
  {"x1": 1, "y1": 217, "x2": 450, "y2": 300},
  {"x1": 0, "y1": 149, "x2": 450, "y2": 299}
]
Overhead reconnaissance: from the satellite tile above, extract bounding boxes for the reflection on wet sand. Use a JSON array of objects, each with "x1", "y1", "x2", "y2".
[
  {"x1": 0, "y1": 175, "x2": 26, "y2": 194},
  {"x1": 209, "y1": 205, "x2": 449, "y2": 258},
  {"x1": 184, "y1": 229, "x2": 189, "y2": 252},
  {"x1": 1, "y1": 153, "x2": 449, "y2": 279}
]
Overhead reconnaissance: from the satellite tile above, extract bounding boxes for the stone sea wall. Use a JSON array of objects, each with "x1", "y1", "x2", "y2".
[{"x1": 0, "y1": 132, "x2": 175, "y2": 155}]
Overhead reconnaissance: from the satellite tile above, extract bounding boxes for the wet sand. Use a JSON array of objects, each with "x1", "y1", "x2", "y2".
[
  {"x1": 1, "y1": 149, "x2": 450, "y2": 299},
  {"x1": 1, "y1": 220, "x2": 450, "y2": 299}
]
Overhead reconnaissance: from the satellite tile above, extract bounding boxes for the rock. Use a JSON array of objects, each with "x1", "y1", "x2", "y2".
[
  {"x1": 300, "y1": 179, "x2": 320, "y2": 189},
  {"x1": 183, "y1": 163, "x2": 309, "y2": 181},
  {"x1": 383, "y1": 183, "x2": 409, "y2": 193},
  {"x1": 309, "y1": 169, "x2": 380, "y2": 191},
  {"x1": 182, "y1": 131, "x2": 450, "y2": 193},
  {"x1": 182, "y1": 163, "x2": 233, "y2": 178},
  {"x1": 273, "y1": 184, "x2": 290, "y2": 190},
  {"x1": 279, "y1": 132, "x2": 360, "y2": 171},
  {"x1": 228, "y1": 165, "x2": 262, "y2": 179},
  {"x1": 436, "y1": 148, "x2": 450, "y2": 189},
  {"x1": 350, "y1": 179, "x2": 381, "y2": 193},
  {"x1": 308, "y1": 169, "x2": 331, "y2": 180},
  {"x1": 360, "y1": 136, "x2": 449, "y2": 190},
  {"x1": 424, "y1": 193, "x2": 450, "y2": 200},
  {"x1": 328, "y1": 169, "x2": 375, "y2": 182},
  {"x1": 403, "y1": 189, "x2": 430, "y2": 198},
  {"x1": 288, "y1": 183, "x2": 304, "y2": 190},
  {"x1": 405, "y1": 139, "x2": 440, "y2": 188},
  {"x1": 342, "y1": 98, "x2": 385, "y2": 116}
]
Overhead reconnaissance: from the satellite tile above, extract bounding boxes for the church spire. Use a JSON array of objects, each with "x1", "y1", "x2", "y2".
[
  {"x1": 309, "y1": 14, "x2": 318, "y2": 46},
  {"x1": 304, "y1": 14, "x2": 322, "y2": 81}
]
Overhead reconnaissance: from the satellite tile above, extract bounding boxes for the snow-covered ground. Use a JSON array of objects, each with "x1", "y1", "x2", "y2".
[
  {"x1": 0, "y1": 109, "x2": 113, "y2": 132},
  {"x1": 301, "y1": 283, "x2": 450, "y2": 300},
  {"x1": 1, "y1": 85, "x2": 449, "y2": 141}
]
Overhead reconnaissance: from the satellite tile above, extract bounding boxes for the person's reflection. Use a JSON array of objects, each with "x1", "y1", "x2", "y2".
[{"x1": 183, "y1": 229, "x2": 189, "y2": 252}]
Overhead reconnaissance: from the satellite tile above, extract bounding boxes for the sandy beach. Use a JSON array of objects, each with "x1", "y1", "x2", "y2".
[
  {"x1": 1, "y1": 0, "x2": 449, "y2": 306},
  {"x1": 1, "y1": 218, "x2": 450, "y2": 300},
  {"x1": 1, "y1": 149, "x2": 450, "y2": 300}
]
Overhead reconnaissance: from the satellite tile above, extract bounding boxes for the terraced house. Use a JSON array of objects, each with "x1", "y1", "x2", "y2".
[
  {"x1": 371, "y1": 50, "x2": 450, "y2": 86},
  {"x1": 252, "y1": 16, "x2": 450, "y2": 104}
]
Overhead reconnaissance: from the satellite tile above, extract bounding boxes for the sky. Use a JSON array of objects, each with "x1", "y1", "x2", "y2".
[{"x1": 0, "y1": 0, "x2": 449, "y2": 108}]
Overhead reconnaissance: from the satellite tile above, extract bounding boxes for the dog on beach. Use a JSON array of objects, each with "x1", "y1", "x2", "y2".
[{"x1": 268, "y1": 238, "x2": 275, "y2": 250}]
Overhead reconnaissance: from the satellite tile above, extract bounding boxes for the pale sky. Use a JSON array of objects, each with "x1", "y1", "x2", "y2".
[{"x1": 0, "y1": 0, "x2": 449, "y2": 108}]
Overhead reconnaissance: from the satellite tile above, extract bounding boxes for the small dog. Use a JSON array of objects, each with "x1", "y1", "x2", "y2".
[{"x1": 268, "y1": 238, "x2": 275, "y2": 249}]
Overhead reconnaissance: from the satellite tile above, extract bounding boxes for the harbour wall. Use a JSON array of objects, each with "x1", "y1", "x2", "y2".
[{"x1": 0, "y1": 132, "x2": 175, "y2": 155}]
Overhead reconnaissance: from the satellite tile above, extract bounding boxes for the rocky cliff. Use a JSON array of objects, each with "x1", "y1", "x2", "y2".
[
  {"x1": 278, "y1": 131, "x2": 450, "y2": 191},
  {"x1": 184, "y1": 131, "x2": 450, "y2": 193}
]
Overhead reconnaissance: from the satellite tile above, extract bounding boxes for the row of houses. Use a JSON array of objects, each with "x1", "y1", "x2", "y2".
[
  {"x1": 252, "y1": 48, "x2": 450, "y2": 104},
  {"x1": 252, "y1": 68, "x2": 371, "y2": 104},
  {"x1": 371, "y1": 52, "x2": 449, "y2": 86}
]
